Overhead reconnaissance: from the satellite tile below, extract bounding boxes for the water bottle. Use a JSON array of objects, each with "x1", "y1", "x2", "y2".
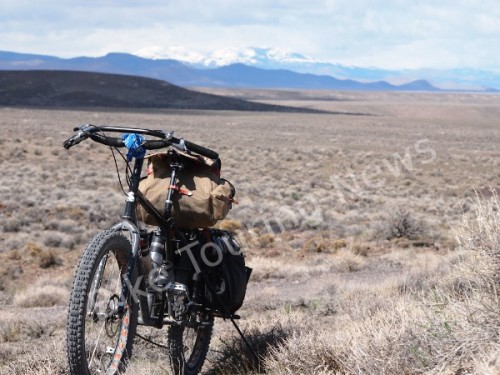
[{"x1": 149, "y1": 231, "x2": 173, "y2": 289}]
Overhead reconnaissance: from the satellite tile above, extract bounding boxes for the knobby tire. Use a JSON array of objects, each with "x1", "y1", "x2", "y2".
[{"x1": 67, "y1": 230, "x2": 138, "y2": 375}]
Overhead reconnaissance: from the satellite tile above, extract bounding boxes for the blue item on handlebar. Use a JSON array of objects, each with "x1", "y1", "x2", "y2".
[{"x1": 122, "y1": 133, "x2": 146, "y2": 161}]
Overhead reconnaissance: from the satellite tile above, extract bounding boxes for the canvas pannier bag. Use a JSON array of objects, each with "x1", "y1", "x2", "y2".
[{"x1": 137, "y1": 150, "x2": 234, "y2": 228}]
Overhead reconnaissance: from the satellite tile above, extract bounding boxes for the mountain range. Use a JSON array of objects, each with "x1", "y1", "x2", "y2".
[
  {"x1": 134, "y1": 46, "x2": 500, "y2": 91},
  {"x1": 1, "y1": 49, "x2": 498, "y2": 92}
]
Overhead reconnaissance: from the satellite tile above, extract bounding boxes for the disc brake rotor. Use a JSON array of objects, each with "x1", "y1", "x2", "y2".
[{"x1": 105, "y1": 294, "x2": 121, "y2": 338}]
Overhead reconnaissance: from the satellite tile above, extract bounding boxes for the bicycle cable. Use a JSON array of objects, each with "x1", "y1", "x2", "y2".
[
  {"x1": 115, "y1": 140, "x2": 137, "y2": 191},
  {"x1": 110, "y1": 146, "x2": 129, "y2": 196},
  {"x1": 94, "y1": 127, "x2": 131, "y2": 196},
  {"x1": 90, "y1": 127, "x2": 130, "y2": 195}
]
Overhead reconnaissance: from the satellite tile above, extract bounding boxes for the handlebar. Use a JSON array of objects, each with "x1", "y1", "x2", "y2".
[
  {"x1": 182, "y1": 139, "x2": 219, "y2": 160},
  {"x1": 63, "y1": 124, "x2": 219, "y2": 159}
]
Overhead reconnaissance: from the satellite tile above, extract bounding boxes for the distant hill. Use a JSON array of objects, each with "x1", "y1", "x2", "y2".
[
  {"x1": 0, "y1": 70, "x2": 319, "y2": 112},
  {"x1": 0, "y1": 51, "x2": 446, "y2": 91},
  {"x1": 198, "y1": 63, "x2": 401, "y2": 90}
]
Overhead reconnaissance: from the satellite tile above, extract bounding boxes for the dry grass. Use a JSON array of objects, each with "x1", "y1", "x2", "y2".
[
  {"x1": 12, "y1": 284, "x2": 68, "y2": 308},
  {"x1": 0, "y1": 340, "x2": 66, "y2": 375},
  {"x1": 253, "y1": 193, "x2": 499, "y2": 374},
  {"x1": 0, "y1": 91, "x2": 498, "y2": 374}
]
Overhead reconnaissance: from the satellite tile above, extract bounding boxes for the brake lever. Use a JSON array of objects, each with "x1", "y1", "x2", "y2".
[{"x1": 63, "y1": 125, "x2": 95, "y2": 149}]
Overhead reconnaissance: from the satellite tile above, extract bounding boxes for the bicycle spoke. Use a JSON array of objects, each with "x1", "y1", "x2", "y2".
[{"x1": 88, "y1": 319, "x2": 108, "y2": 370}]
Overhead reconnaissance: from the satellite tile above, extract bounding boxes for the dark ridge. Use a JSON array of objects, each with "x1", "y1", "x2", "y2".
[{"x1": 0, "y1": 70, "x2": 326, "y2": 113}]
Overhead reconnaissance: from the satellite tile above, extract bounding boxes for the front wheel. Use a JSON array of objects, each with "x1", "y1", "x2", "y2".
[
  {"x1": 167, "y1": 312, "x2": 214, "y2": 375},
  {"x1": 67, "y1": 230, "x2": 138, "y2": 375}
]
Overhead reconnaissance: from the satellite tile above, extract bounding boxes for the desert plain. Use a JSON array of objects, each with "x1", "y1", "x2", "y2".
[{"x1": 0, "y1": 89, "x2": 499, "y2": 374}]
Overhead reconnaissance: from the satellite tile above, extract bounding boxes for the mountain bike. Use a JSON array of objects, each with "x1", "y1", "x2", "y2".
[{"x1": 63, "y1": 124, "x2": 251, "y2": 375}]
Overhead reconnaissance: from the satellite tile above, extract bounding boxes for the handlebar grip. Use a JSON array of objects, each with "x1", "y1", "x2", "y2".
[
  {"x1": 89, "y1": 134, "x2": 125, "y2": 148},
  {"x1": 63, "y1": 137, "x2": 76, "y2": 149},
  {"x1": 184, "y1": 140, "x2": 219, "y2": 159},
  {"x1": 63, "y1": 132, "x2": 87, "y2": 149},
  {"x1": 143, "y1": 139, "x2": 169, "y2": 150},
  {"x1": 106, "y1": 137, "x2": 125, "y2": 148}
]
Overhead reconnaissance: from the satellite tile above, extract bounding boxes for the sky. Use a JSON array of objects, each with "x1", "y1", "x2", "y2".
[{"x1": 1, "y1": 0, "x2": 499, "y2": 70}]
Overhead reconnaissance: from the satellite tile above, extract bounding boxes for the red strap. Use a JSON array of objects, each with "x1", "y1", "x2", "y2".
[{"x1": 169, "y1": 185, "x2": 192, "y2": 196}]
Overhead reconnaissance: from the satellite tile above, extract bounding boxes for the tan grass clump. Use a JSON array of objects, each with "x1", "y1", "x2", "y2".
[
  {"x1": 38, "y1": 249, "x2": 63, "y2": 268},
  {"x1": 217, "y1": 218, "x2": 243, "y2": 232},
  {"x1": 301, "y1": 236, "x2": 331, "y2": 253},
  {"x1": 13, "y1": 284, "x2": 67, "y2": 308},
  {"x1": 0, "y1": 340, "x2": 66, "y2": 375},
  {"x1": 0, "y1": 319, "x2": 22, "y2": 343},
  {"x1": 0, "y1": 316, "x2": 58, "y2": 344}
]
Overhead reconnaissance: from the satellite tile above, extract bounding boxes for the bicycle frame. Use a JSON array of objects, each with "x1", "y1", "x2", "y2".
[{"x1": 108, "y1": 149, "x2": 184, "y2": 327}]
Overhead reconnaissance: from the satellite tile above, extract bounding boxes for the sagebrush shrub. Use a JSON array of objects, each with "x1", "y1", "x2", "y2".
[
  {"x1": 376, "y1": 208, "x2": 429, "y2": 240},
  {"x1": 3, "y1": 218, "x2": 21, "y2": 233}
]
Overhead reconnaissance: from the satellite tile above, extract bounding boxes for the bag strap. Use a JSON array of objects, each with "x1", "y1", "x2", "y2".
[{"x1": 169, "y1": 184, "x2": 193, "y2": 196}]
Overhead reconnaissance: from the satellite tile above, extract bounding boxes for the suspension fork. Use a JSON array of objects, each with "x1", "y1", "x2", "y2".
[
  {"x1": 111, "y1": 220, "x2": 141, "y2": 318},
  {"x1": 87, "y1": 254, "x2": 109, "y2": 315},
  {"x1": 112, "y1": 155, "x2": 145, "y2": 317},
  {"x1": 114, "y1": 218, "x2": 161, "y2": 327}
]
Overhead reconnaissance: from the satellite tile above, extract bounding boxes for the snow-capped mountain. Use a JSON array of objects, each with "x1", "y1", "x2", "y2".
[
  {"x1": 203, "y1": 47, "x2": 316, "y2": 67},
  {"x1": 135, "y1": 46, "x2": 205, "y2": 64},
  {"x1": 133, "y1": 46, "x2": 500, "y2": 90},
  {"x1": 134, "y1": 46, "x2": 315, "y2": 67}
]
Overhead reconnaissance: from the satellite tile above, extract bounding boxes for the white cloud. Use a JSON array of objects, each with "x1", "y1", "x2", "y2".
[{"x1": 0, "y1": 0, "x2": 499, "y2": 69}]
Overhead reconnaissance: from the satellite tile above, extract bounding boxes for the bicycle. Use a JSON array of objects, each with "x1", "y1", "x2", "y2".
[{"x1": 63, "y1": 124, "x2": 251, "y2": 375}]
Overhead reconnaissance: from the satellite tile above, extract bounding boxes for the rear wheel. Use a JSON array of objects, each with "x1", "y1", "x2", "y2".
[
  {"x1": 67, "y1": 230, "x2": 138, "y2": 375},
  {"x1": 167, "y1": 313, "x2": 213, "y2": 375}
]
